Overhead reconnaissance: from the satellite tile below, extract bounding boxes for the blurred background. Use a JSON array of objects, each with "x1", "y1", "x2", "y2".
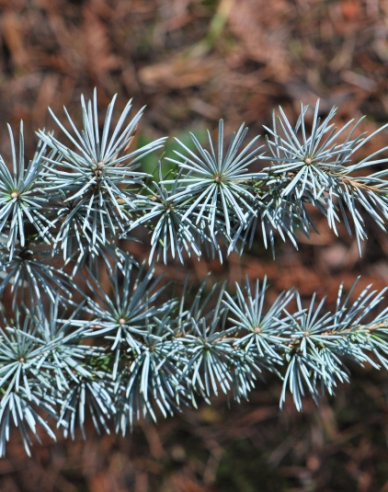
[{"x1": 2, "y1": 0, "x2": 388, "y2": 490}]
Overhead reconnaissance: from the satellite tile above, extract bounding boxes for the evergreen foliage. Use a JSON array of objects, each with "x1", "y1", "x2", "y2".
[{"x1": 1, "y1": 91, "x2": 388, "y2": 456}]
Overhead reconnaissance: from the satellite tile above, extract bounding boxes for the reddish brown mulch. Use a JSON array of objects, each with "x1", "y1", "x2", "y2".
[{"x1": 1, "y1": 0, "x2": 388, "y2": 490}]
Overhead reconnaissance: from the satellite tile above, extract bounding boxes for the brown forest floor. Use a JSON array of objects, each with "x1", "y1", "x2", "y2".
[{"x1": 2, "y1": 0, "x2": 388, "y2": 491}]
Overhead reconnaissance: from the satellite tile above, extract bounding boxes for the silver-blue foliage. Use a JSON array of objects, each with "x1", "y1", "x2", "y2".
[{"x1": 0, "y1": 92, "x2": 388, "y2": 456}]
